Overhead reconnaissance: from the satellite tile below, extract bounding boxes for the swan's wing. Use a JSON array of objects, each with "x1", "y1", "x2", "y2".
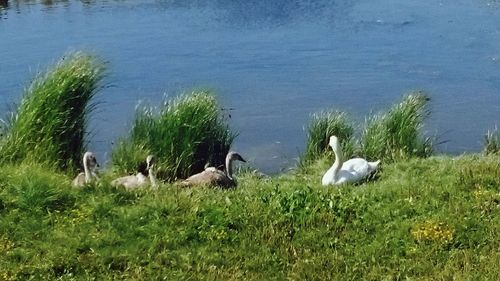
[
  {"x1": 336, "y1": 158, "x2": 373, "y2": 184},
  {"x1": 181, "y1": 169, "x2": 231, "y2": 187},
  {"x1": 204, "y1": 166, "x2": 219, "y2": 172},
  {"x1": 181, "y1": 170, "x2": 217, "y2": 186},
  {"x1": 323, "y1": 159, "x2": 367, "y2": 186},
  {"x1": 334, "y1": 168, "x2": 368, "y2": 185},
  {"x1": 72, "y1": 173, "x2": 86, "y2": 187},
  {"x1": 111, "y1": 175, "x2": 140, "y2": 189},
  {"x1": 342, "y1": 158, "x2": 370, "y2": 175}
]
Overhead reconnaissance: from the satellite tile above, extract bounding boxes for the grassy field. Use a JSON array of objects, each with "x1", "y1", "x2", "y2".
[
  {"x1": 0, "y1": 154, "x2": 498, "y2": 280},
  {"x1": 0, "y1": 52, "x2": 498, "y2": 280}
]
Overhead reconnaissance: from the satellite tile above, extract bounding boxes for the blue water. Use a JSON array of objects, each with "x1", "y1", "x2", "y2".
[{"x1": 1, "y1": 0, "x2": 499, "y2": 173}]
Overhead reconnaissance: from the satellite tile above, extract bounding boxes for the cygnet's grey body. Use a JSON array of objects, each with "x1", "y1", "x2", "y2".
[
  {"x1": 111, "y1": 155, "x2": 158, "y2": 190},
  {"x1": 181, "y1": 151, "x2": 246, "y2": 188}
]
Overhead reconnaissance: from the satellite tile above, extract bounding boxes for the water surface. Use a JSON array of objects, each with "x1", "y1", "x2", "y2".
[{"x1": 1, "y1": 0, "x2": 500, "y2": 173}]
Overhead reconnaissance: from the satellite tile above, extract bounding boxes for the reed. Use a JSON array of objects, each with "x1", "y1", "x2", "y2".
[
  {"x1": 484, "y1": 126, "x2": 500, "y2": 155},
  {"x1": 0, "y1": 52, "x2": 105, "y2": 172},
  {"x1": 361, "y1": 92, "x2": 432, "y2": 162},
  {"x1": 301, "y1": 110, "x2": 355, "y2": 165},
  {"x1": 111, "y1": 91, "x2": 236, "y2": 181}
]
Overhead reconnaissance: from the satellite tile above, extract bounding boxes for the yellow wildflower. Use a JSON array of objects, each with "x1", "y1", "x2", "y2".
[{"x1": 411, "y1": 220, "x2": 454, "y2": 244}]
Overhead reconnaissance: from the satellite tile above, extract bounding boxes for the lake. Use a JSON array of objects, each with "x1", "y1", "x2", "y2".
[{"x1": 1, "y1": 0, "x2": 499, "y2": 173}]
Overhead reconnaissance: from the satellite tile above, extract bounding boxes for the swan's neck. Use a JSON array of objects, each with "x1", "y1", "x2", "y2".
[
  {"x1": 330, "y1": 142, "x2": 343, "y2": 182},
  {"x1": 149, "y1": 167, "x2": 158, "y2": 189},
  {"x1": 225, "y1": 155, "x2": 234, "y2": 181},
  {"x1": 83, "y1": 157, "x2": 92, "y2": 183}
]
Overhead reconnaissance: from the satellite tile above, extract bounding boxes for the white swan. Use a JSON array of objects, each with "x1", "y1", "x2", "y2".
[
  {"x1": 322, "y1": 136, "x2": 380, "y2": 185},
  {"x1": 111, "y1": 155, "x2": 158, "y2": 190},
  {"x1": 180, "y1": 151, "x2": 246, "y2": 188},
  {"x1": 72, "y1": 151, "x2": 99, "y2": 187}
]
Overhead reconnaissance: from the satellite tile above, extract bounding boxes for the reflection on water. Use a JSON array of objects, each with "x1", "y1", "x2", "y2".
[
  {"x1": 1, "y1": 0, "x2": 499, "y2": 173},
  {"x1": 154, "y1": 0, "x2": 353, "y2": 27},
  {"x1": 1, "y1": 0, "x2": 68, "y2": 9},
  {"x1": 0, "y1": 0, "x2": 8, "y2": 19}
]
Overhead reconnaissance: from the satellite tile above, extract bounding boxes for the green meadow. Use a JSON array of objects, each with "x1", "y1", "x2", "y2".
[{"x1": 0, "y1": 52, "x2": 498, "y2": 280}]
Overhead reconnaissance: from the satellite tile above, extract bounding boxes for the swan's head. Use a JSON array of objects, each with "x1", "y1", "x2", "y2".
[
  {"x1": 329, "y1": 135, "x2": 339, "y2": 148},
  {"x1": 83, "y1": 151, "x2": 98, "y2": 170},
  {"x1": 228, "y1": 151, "x2": 246, "y2": 163}
]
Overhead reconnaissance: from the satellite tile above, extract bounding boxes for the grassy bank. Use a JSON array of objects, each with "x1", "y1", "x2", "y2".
[{"x1": 0, "y1": 154, "x2": 498, "y2": 280}]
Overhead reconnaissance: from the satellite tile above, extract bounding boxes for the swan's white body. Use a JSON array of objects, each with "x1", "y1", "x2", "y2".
[
  {"x1": 181, "y1": 151, "x2": 246, "y2": 188},
  {"x1": 72, "y1": 151, "x2": 99, "y2": 187},
  {"x1": 111, "y1": 155, "x2": 158, "y2": 190},
  {"x1": 322, "y1": 136, "x2": 380, "y2": 185}
]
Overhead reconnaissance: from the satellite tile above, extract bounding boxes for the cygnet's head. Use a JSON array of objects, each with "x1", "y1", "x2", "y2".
[
  {"x1": 228, "y1": 151, "x2": 246, "y2": 163},
  {"x1": 146, "y1": 155, "x2": 156, "y2": 169},
  {"x1": 84, "y1": 151, "x2": 98, "y2": 170}
]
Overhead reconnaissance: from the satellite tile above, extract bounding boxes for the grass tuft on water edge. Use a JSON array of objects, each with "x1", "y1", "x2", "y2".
[
  {"x1": 301, "y1": 110, "x2": 355, "y2": 166},
  {"x1": 0, "y1": 52, "x2": 105, "y2": 172},
  {"x1": 361, "y1": 91, "x2": 433, "y2": 162},
  {"x1": 302, "y1": 92, "x2": 433, "y2": 167},
  {"x1": 111, "y1": 91, "x2": 236, "y2": 181},
  {"x1": 484, "y1": 126, "x2": 500, "y2": 155}
]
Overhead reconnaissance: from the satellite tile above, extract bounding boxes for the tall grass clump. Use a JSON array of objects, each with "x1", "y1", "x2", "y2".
[
  {"x1": 111, "y1": 91, "x2": 236, "y2": 181},
  {"x1": 483, "y1": 126, "x2": 500, "y2": 155},
  {"x1": 301, "y1": 110, "x2": 355, "y2": 165},
  {"x1": 0, "y1": 52, "x2": 105, "y2": 171},
  {"x1": 361, "y1": 92, "x2": 432, "y2": 162}
]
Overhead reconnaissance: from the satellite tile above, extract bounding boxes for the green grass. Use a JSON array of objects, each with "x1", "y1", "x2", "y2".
[
  {"x1": 111, "y1": 91, "x2": 236, "y2": 181},
  {"x1": 0, "y1": 154, "x2": 498, "y2": 280},
  {"x1": 0, "y1": 52, "x2": 105, "y2": 172}
]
